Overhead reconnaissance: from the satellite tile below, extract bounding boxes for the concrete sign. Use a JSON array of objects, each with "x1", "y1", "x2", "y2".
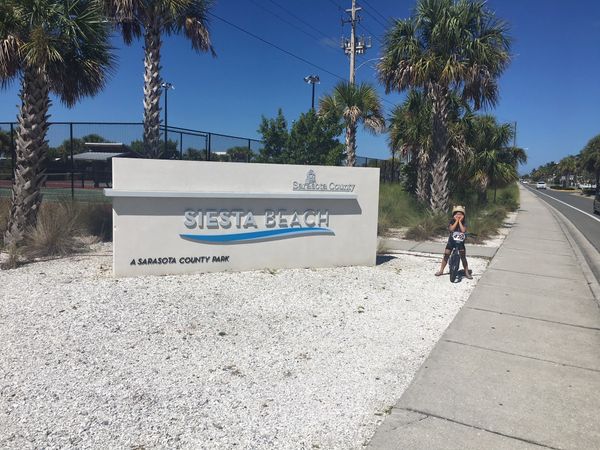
[{"x1": 105, "y1": 159, "x2": 379, "y2": 277}]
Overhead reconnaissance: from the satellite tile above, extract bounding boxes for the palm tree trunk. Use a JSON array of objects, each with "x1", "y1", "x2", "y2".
[
  {"x1": 492, "y1": 165, "x2": 496, "y2": 203},
  {"x1": 345, "y1": 121, "x2": 357, "y2": 167},
  {"x1": 478, "y1": 189, "x2": 487, "y2": 205},
  {"x1": 428, "y1": 83, "x2": 450, "y2": 213},
  {"x1": 143, "y1": 19, "x2": 162, "y2": 158},
  {"x1": 416, "y1": 158, "x2": 429, "y2": 204},
  {"x1": 3, "y1": 67, "x2": 51, "y2": 248}
]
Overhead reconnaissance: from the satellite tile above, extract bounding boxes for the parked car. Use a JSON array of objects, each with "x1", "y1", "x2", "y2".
[
  {"x1": 594, "y1": 191, "x2": 600, "y2": 214},
  {"x1": 536, "y1": 181, "x2": 547, "y2": 190}
]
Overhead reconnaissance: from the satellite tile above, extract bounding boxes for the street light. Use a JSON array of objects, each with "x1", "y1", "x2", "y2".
[
  {"x1": 355, "y1": 57, "x2": 383, "y2": 71},
  {"x1": 303, "y1": 75, "x2": 320, "y2": 110},
  {"x1": 161, "y1": 82, "x2": 174, "y2": 157}
]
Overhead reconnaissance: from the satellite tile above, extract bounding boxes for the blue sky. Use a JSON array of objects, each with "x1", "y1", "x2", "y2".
[{"x1": 1, "y1": 0, "x2": 600, "y2": 172}]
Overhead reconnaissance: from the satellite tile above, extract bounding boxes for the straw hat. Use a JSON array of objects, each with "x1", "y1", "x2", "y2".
[{"x1": 452, "y1": 205, "x2": 466, "y2": 215}]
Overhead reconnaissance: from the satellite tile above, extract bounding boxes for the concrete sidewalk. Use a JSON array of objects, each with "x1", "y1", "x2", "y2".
[{"x1": 368, "y1": 187, "x2": 600, "y2": 449}]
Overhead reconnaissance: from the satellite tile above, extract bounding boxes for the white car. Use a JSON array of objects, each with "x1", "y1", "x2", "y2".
[{"x1": 536, "y1": 181, "x2": 547, "y2": 190}]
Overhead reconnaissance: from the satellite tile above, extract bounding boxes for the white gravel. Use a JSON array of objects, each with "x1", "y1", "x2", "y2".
[{"x1": 0, "y1": 246, "x2": 487, "y2": 449}]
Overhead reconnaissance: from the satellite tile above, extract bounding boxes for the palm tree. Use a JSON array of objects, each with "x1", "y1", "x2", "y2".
[
  {"x1": 531, "y1": 161, "x2": 558, "y2": 185},
  {"x1": 580, "y1": 134, "x2": 600, "y2": 189},
  {"x1": 465, "y1": 115, "x2": 519, "y2": 203},
  {"x1": 319, "y1": 81, "x2": 385, "y2": 166},
  {"x1": 558, "y1": 155, "x2": 578, "y2": 188},
  {"x1": 389, "y1": 90, "x2": 432, "y2": 203},
  {"x1": 390, "y1": 89, "x2": 470, "y2": 204},
  {"x1": 0, "y1": 0, "x2": 114, "y2": 249},
  {"x1": 501, "y1": 146, "x2": 528, "y2": 168},
  {"x1": 103, "y1": 0, "x2": 215, "y2": 157},
  {"x1": 378, "y1": 0, "x2": 511, "y2": 212}
]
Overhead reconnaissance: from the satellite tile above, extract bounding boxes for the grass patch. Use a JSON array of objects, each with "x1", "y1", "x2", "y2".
[
  {"x1": 403, "y1": 183, "x2": 520, "y2": 243},
  {"x1": 0, "y1": 197, "x2": 9, "y2": 244},
  {"x1": 1, "y1": 198, "x2": 113, "y2": 267},
  {"x1": 77, "y1": 202, "x2": 112, "y2": 241},
  {"x1": 467, "y1": 205, "x2": 509, "y2": 244},
  {"x1": 21, "y1": 200, "x2": 86, "y2": 259},
  {"x1": 549, "y1": 185, "x2": 576, "y2": 191},
  {"x1": 378, "y1": 183, "x2": 428, "y2": 234},
  {"x1": 493, "y1": 184, "x2": 520, "y2": 212},
  {"x1": 404, "y1": 212, "x2": 448, "y2": 241}
]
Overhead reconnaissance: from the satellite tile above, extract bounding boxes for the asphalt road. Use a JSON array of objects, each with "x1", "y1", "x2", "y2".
[{"x1": 524, "y1": 185, "x2": 600, "y2": 253}]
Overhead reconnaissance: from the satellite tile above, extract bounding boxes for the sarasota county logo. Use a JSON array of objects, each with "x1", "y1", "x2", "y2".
[{"x1": 292, "y1": 169, "x2": 356, "y2": 192}]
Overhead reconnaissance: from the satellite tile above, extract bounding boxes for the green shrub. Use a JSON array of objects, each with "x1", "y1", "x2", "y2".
[
  {"x1": 497, "y1": 192, "x2": 518, "y2": 211},
  {"x1": 549, "y1": 185, "x2": 576, "y2": 190},
  {"x1": 582, "y1": 188, "x2": 596, "y2": 196},
  {"x1": 489, "y1": 184, "x2": 519, "y2": 211},
  {"x1": 21, "y1": 200, "x2": 85, "y2": 259},
  {"x1": 378, "y1": 183, "x2": 426, "y2": 234},
  {"x1": 405, "y1": 213, "x2": 448, "y2": 241},
  {"x1": 466, "y1": 205, "x2": 508, "y2": 244}
]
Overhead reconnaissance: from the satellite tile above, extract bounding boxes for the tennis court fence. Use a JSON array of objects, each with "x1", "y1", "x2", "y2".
[{"x1": 0, "y1": 121, "x2": 401, "y2": 201}]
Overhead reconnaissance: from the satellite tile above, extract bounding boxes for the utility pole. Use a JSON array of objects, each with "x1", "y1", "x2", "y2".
[
  {"x1": 304, "y1": 75, "x2": 320, "y2": 110},
  {"x1": 341, "y1": 0, "x2": 371, "y2": 84}
]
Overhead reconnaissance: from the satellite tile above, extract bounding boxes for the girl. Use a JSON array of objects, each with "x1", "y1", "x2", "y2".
[{"x1": 435, "y1": 205, "x2": 472, "y2": 279}]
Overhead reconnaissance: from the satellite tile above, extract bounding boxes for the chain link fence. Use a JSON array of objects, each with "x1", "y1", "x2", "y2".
[{"x1": 0, "y1": 122, "x2": 400, "y2": 201}]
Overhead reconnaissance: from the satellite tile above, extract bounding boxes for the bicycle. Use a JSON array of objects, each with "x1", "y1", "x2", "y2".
[{"x1": 448, "y1": 231, "x2": 467, "y2": 283}]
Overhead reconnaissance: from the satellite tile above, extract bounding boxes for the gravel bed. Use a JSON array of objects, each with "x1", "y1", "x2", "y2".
[{"x1": 0, "y1": 246, "x2": 487, "y2": 449}]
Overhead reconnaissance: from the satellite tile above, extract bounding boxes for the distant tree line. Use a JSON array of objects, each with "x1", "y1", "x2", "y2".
[{"x1": 527, "y1": 134, "x2": 600, "y2": 189}]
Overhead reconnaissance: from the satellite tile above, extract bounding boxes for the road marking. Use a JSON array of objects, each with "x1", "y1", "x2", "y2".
[{"x1": 528, "y1": 187, "x2": 600, "y2": 224}]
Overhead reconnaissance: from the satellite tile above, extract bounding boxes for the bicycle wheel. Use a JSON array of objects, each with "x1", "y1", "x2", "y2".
[{"x1": 449, "y1": 250, "x2": 460, "y2": 282}]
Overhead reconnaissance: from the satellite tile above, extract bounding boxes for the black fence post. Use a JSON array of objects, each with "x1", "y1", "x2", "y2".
[
  {"x1": 69, "y1": 123, "x2": 74, "y2": 199},
  {"x1": 9, "y1": 123, "x2": 15, "y2": 181},
  {"x1": 207, "y1": 133, "x2": 211, "y2": 161},
  {"x1": 247, "y1": 139, "x2": 251, "y2": 162},
  {"x1": 179, "y1": 132, "x2": 183, "y2": 160}
]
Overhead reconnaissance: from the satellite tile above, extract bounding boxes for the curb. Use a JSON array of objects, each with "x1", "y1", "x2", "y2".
[{"x1": 378, "y1": 238, "x2": 499, "y2": 259}]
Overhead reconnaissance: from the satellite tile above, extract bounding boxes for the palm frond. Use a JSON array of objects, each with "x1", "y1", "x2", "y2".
[
  {"x1": 173, "y1": 0, "x2": 216, "y2": 56},
  {"x1": 378, "y1": 0, "x2": 511, "y2": 111}
]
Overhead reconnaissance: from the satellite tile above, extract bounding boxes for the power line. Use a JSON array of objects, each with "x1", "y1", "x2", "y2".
[
  {"x1": 247, "y1": 0, "x2": 322, "y2": 42},
  {"x1": 265, "y1": 0, "x2": 331, "y2": 40},
  {"x1": 327, "y1": 0, "x2": 344, "y2": 11},
  {"x1": 209, "y1": 11, "x2": 396, "y2": 111},
  {"x1": 361, "y1": 0, "x2": 391, "y2": 27},
  {"x1": 358, "y1": 23, "x2": 383, "y2": 45},
  {"x1": 361, "y1": 8, "x2": 389, "y2": 31},
  {"x1": 208, "y1": 12, "x2": 346, "y2": 81}
]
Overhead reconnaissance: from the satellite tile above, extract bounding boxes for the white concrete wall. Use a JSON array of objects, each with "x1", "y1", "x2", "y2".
[{"x1": 108, "y1": 158, "x2": 379, "y2": 277}]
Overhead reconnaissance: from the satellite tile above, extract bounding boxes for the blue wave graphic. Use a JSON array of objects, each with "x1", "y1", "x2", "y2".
[{"x1": 180, "y1": 227, "x2": 335, "y2": 244}]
